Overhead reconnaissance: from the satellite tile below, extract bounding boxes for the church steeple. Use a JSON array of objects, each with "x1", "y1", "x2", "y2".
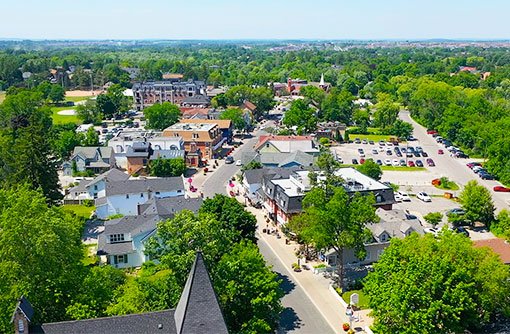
[{"x1": 319, "y1": 73, "x2": 325, "y2": 86}]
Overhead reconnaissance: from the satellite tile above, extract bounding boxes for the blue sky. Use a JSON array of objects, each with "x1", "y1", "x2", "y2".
[{"x1": 1, "y1": 0, "x2": 508, "y2": 40}]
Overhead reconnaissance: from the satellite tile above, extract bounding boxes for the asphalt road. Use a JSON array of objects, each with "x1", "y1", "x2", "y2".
[
  {"x1": 258, "y1": 237, "x2": 335, "y2": 334},
  {"x1": 400, "y1": 110, "x2": 509, "y2": 211}
]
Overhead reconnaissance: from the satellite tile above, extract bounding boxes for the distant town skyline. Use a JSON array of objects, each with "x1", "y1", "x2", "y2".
[{"x1": 1, "y1": 0, "x2": 509, "y2": 40}]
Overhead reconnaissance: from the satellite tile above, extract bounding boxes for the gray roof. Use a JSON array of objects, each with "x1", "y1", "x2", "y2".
[
  {"x1": 243, "y1": 168, "x2": 266, "y2": 185},
  {"x1": 68, "y1": 169, "x2": 129, "y2": 194},
  {"x1": 72, "y1": 146, "x2": 113, "y2": 160},
  {"x1": 105, "y1": 177, "x2": 184, "y2": 196},
  {"x1": 183, "y1": 95, "x2": 210, "y2": 105},
  {"x1": 38, "y1": 310, "x2": 176, "y2": 334},
  {"x1": 241, "y1": 151, "x2": 315, "y2": 167},
  {"x1": 139, "y1": 197, "x2": 203, "y2": 217},
  {"x1": 150, "y1": 150, "x2": 186, "y2": 160},
  {"x1": 126, "y1": 144, "x2": 150, "y2": 158},
  {"x1": 367, "y1": 209, "x2": 425, "y2": 243},
  {"x1": 174, "y1": 253, "x2": 228, "y2": 334}
]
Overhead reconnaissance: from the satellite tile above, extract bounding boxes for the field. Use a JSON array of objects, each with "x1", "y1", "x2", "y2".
[
  {"x1": 50, "y1": 96, "x2": 89, "y2": 124},
  {"x1": 63, "y1": 204, "x2": 95, "y2": 219},
  {"x1": 349, "y1": 134, "x2": 393, "y2": 142}
]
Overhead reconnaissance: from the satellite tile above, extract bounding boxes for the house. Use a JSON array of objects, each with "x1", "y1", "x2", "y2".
[
  {"x1": 64, "y1": 147, "x2": 116, "y2": 176},
  {"x1": 121, "y1": 67, "x2": 140, "y2": 80},
  {"x1": 325, "y1": 208, "x2": 425, "y2": 267},
  {"x1": 261, "y1": 167, "x2": 395, "y2": 225},
  {"x1": 11, "y1": 252, "x2": 229, "y2": 334},
  {"x1": 132, "y1": 80, "x2": 207, "y2": 111},
  {"x1": 206, "y1": 86, "x2": 227, "y2": 97},
  {"x1": 316, "y1": 121, "x2": 346, "y2": 141},
  {"x1": 126, "y1": 141, "x2": 151, "y2": 175},
  {"x1": 65, "y1": 169, "x2": 129, "y2": 202},
  {"x1": 181, "y1": 94, "x2": 211, "y2": 108},
  {"x1": 242, "y1": 167, "x2": 302, "y2": 203},
  {"x1": 94, "y1": 177, "x2": 185, "y2": 219},
  {"x1": 474, "y1": 238, "x2": 510, "y2": 265},
  {"x1": 162, "y1": 122, "x2": 223, "y2": 166},
  {"x1": 287, "y1": 78, "x2": 308, "y2": 96},
  {"x1": 137, "y1": 197, "x2": 203, "y2": 216},
  {"x1": 241, "y1": 151, "x2": 316, "y2": 168},
  {"x1": 180, "y1": 119, "x2": 233, "y2": 145},
  {"x1": 254, "y1": 135, "x2": 320, "y2": 156},
  {"x1": 180, "y1": 107, "x2": 217, "y2": 120}
]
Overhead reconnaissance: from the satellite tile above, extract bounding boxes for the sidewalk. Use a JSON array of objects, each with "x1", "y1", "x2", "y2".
[{"x1": 228, "y1": 183, "x2": 373, "y2": 334}]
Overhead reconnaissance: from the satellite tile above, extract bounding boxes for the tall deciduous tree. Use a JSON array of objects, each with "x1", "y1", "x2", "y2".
[
  {"x1": 143, "y1": 102, "x2": 181, "y2": 131},
  {"x1": 459, "y1": 180, "x2": 495, "y2": 227},
  {"x1": 291, "y1": 185, "x2": 377, "y2": 290},
  {"x1": 282, "y1": 99, "x2": 317, "y2": 134},
  {"x1": 356, "y1": 158, "x2": 382, "y2": 180},
  {"x1": 219, "y1": 107, "x2": 246, "y2": 130},
  {"x1": 149, "y1": 158, "x2": 186, "y2": 177},
  {"x1": 364, "y1": 232, "x2": 510, "y2": 333}
]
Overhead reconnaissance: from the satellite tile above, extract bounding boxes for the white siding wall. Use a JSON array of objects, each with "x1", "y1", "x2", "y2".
[{"x1": 106, "y1": 190, "x2": 184, "y2": 217}]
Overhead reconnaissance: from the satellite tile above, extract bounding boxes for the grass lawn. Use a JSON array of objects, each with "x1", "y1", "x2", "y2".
[
  {"x1": 0, "y1": 91, "x2": 5, "y2": 103},
  {"x1": 342, "y1": 290, "x2": 370, "y2": 310},
  {"x1": 65, "y1": 96, "x2": 90, "y2": 103},
  {"x1": 51, "y1": 105, "x2": 81, "y2": 125},
  {"x1": 381, "y1": 166, "x2": 427, "y2": 172},
  {"x1": 82, "y1": 243, "x2": 98, "y2": 266},
  {"x1": 349, "y1": 134, "x2": 393, "y2": 142},
  {"x1": 63, "y1": 204, "x2": 95, "y2": 219}
]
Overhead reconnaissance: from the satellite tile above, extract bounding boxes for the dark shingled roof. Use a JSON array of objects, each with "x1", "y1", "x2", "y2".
[
  {"x1": 139, "y1": 197, "x2": 203, "y2": 217},
  {"x1": 105, "y1": 177, "x2": 184, "y2": 196},
  {"x1": 174, "y1": 253, "x2": 229, "y2": 334},
  {"x1": 38, "y1": 310, "x2": 176, "y2": 334},
  {"x1": 11, "y1": 296, "x2": 34, "y2": 323}
]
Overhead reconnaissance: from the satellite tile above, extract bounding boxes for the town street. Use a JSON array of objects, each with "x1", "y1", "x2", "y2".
[{"x1": 400, "y1": 110, "x2": 509, "y2": 211}]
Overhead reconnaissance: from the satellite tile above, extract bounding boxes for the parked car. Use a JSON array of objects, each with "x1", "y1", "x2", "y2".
[
  {"x1": 336, "y1": 156, "x2": 344, "y2": 164},
  {"x1": 354, "y1": 138, "x2": 361, "y2": 144},
  {"x1": 415, "y1": 160, "x2": 424, "y2": 167},
  {"x1": 392, "y1": 159, "x2": 400, "y2": 166},
  {"x1": 426, "y1": 158, "x2": 435, "y2": 167},
  {"x1": 408, "y1": 160, "x2": 415, "y2": 167},
  {"x1": 369, "y1": 140, "x2": 375, "y2": 145},
  {"x1": 396, "y1": 151, "x2": 402, "y2": 157},
  {"x1": 424, "y1": 227, "x2": 438, "y2": 235},
  {"x1": 421, "y1": 151, "x2": 428, "y2": 157},
  {"x1": 427, "y1": 129, "x2": 438, "y2": 135},
  {"x1": 407, "y1": 135, "x2": 417, "y2": 141},
  {"x1": 438, "y1": 149, "x2": 444, "y2": 155},
  {"x1": 413, "y1": 151, "x2": 421, "y2": 157},
  {"x1": 467, "y1": 162, "x2": 481, "y2": 169},
  {"x1": 384, "y1": 159, "x2": 392, "y2": 166},
  {"x1": 372, "y1": 149, "x2": 378, "y2": 154},
  {"x1": 417, "y1": 192, "x2": 432, "y2": 202},
  {"x1": 397, "y1": 191, "x2": 411, "y2": 202},
  {"x1": 235, "y1": 160, "x2": 242, "y2": 166},
  {"x1": 362, "y1": 139, "x2": 368, "y2": 144},
  {"x1": 447, "y1": 208, "x2": 465, "y2": 216},
  {"x1": 415, "y1": 146, "x2": 423, "y2": 153},
  {"x1": 386, "y1": 150, "x2": 393, "y2": 156},
  {"x1": 225, "y1": 156, "x2": 234, "y2": 164},
  {"x1": 352, "y1": 158, "x2": 359, "y2": 165},
  {"x1": 452, "y1": 226, "x2": 469, "y2": 237},
  {"x1": 376, "y1": 159, "x2": 383, "y2": 165},
  {"x1": 494, "y1": 186, "x2": 510, "y2": 192},
  {"x1": 360, "y1": 158, "x2": 366, "y2": 164},
  {"x1": 435, "y1": 136, "x2": 443, "y2": 143},
  {"x1": 394, "y1": 193, "x2": 403, "y2": 202},
  {"x1": 379, "y1": 140, "x2": 386, "y2": 146},
  {"x1": 479, "y1": 172, "x2": 495, "y2": 180},
  {"x1": 358, "y1": 148, "x2": 365, "y2": 157}
]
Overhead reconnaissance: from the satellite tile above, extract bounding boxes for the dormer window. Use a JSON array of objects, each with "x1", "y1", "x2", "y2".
[
  {"x1": 380, "y1": 233, "x2": 389, "y2": 242},
  {"x1": 109, "y1": 234, "x2": 125, "y2": 243}
]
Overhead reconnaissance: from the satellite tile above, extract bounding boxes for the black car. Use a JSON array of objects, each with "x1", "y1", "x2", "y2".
[
  {"x1": 479, "y1": 172, "x2": 495, "y2": 180},
  {"x1": 453, "y1": 226, "x2": 469, "y2": 237},
  {"x1": 415, "y1": 160, "x2": 424, "y2": 167},
  {"x1": 369, "y1": 140, "x2": 375, "y2": 145},
  {"x1": 413, "y1": 151, "x2": 421, "y2": 157},
  {"x1": 396, "y1": 152, "x2": 402, "y2": 157},
  {"x1": 352, "y1": 158, "x2": 359, "y2": 165},
  {"x1": 225, "y1": 156, "x2": 234, "y2": 164},
  {"x1": 394, "y1": 147, "x2": 401, "y2": 153},
  {"x1": 376, "y1": 159, "x2": 383, "y2": 165},
  {"x1": 421, "y1": 151, "x2": 428, "y2": 157}
]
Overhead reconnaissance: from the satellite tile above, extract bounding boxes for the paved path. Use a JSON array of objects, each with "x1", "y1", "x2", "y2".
[{"x1": 400, "y1": 110, "x2": 510, "y2": 212}]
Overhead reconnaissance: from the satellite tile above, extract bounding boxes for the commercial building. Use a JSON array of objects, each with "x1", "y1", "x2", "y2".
[{"x1": 132, "y1": 80, "x2": 207, "y2": 111}]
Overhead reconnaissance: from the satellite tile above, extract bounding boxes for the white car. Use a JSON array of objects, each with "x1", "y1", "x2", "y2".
[
  {"x1": 417, "y1": 192, "x2": 432, "y2": 202},
  {"x1": 392, "y1": 159, "x2": 400, "y2": 166},
  {"x1": 394, "y1": 193, "x2": 403, "y2": 202},
  {"x1": 336, "y1": 156, "x2": 344, "y2": 164},
  {"x1": 424, "y1": 227, "x2": 438, "y2": 235},
  {"x1": 384, "y1": 159, "x2": 392, "y2": 166},
  {"x1": 397, "y1": 191, "x2": 411, "y2": 202},
  {"x1": 235, "y1": 160, "x2": 242, "y2": 166}
]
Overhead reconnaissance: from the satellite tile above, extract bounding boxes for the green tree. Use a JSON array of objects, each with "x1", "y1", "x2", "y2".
[
  {"x1": 199, "y1": 194, "x2": 257, "y2": 243},
  {"x1": 282, "y1": 99, "x2": 317, "y2": 134},
  {"x1": 292, "y1": 186, "x2": 377, "y2": 290},
  {"x1": 356, "y1": 158, "x2": 382, "y2": 180},
  {"x1": 373, "y1": 93, "x2": 399, "y2": 129},
  {"x1": 0, "y1": 186, "x2": 84, "y2": 332},
  {"x1": 48, "y1": 84, "x2": 65, "y2": 104},
  {"x1": 220, "y1": 107, "x2": 246, "y2": 130},
  {"x1": 76, "y1": 99, "x2": 101, "y2": 124},
  {"x1": 459, "y1": 180, "x2": 495, "y2": 227},
  {"x1": 52, "y1": 128, "x2": 83, "y2": 160},
  {"x1": 96, "y1": 93, "x2": 117, "y2": 119},
  {"x1": 143, "y1": 102, "x2": 181, "y2": 131},
  {"x1": 213, "y1": 241, "x2": 283, "y2": 333},
  {"x1": 242, "y1": 160, "x2": 263, "y2": 171},
  {"x1": 149, "y1": 158, "x2": 186, "y2": 177},
  {"x1": 490, "y1": 209, "x2": 510, "y2": 241},
  {"x1": 82, "y1": 127, "x2": 99, "y2": 146},
  {"x1": 364, "y1": 232, "x2": 510, "y2": 333},
  {"x1": 389, "y1": 119, "x2": 413, "y2": 139},
  {"x1": 423, "y1": 212, "x2": 443, "y2": 226}
]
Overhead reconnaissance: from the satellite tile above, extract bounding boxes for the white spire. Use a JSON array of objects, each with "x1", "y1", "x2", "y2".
[{"x1": 319, "y1": 73, "x2": 325, "y2": 86}]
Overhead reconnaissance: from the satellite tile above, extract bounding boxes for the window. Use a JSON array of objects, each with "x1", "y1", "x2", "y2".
[
  {"x1": 126, "y1": 194, "x2": 130, "y2": 199},
  {"x1": 94, "y1": 185, "x2": 98, "y2": 190},
  {"x1": 113, "y1": 254, "x2": 128, "y2": 264},
  {"x1": 380, "y1": 233, "x2": 388, "y2": 242},
  {"x1": 192, "y1": 133, "x2": 199, "y2": 139},
  {"x1": 366, "y1": 251, "x2": 371, "y2": 260},
  {"x1": 140, "y1": 193, "x2": 144, "y2": 198},
  {"x1": 156, "y1": 192, "x2": 160, "y2": 195},
  {"x1": 109, "y1": 234, "x2": 125, "y2": 243},
  {"x1": 18, "y1": 319, "x2": 24, "y2": 333}
]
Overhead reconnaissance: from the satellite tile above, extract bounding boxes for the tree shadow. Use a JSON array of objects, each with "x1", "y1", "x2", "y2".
[
  {"x1": 278, "y1": 307, "x2": 302, "y2": 332},
  {"x1": 277, "y1": 273, "x2": 296, "y2": 294}
]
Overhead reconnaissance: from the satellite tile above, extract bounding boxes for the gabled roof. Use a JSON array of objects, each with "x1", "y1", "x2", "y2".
[
  {"x1": 254, "y1": 135, "x2": 317, "y2": 152},
  {"x1": 72, "y1": 146, "x2": 100, "y2": 160},
  {"x1": 139, "y1": 197, "x2": 203, "y2": 217},
  {"x1": 241, "y1": 100, "x2": 257, "y2": 112},
  {"x1": 105, "y1": 177, "x2": 184, "y2": 196},
  {"x1": 11, "y1": 296, "x2": 34, "y2": 323},
  {"x1": 174, "y1": 253, "x2": 228, "y2": 334},
  {"x1": 474, "y1": 238, "x2": 510, "y2": 264},
  {"x1": 68, "y1": 169, "x2": 129, "y2": 194}
]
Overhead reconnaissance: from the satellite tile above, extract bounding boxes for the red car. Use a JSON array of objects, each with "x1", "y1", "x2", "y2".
[
  {"x1": 494, "y1": 186, "x2": 510, "y2": 192},
  {"x1": 427, "y1": 129, "x2": 438, "y2": 135},
  {"x1": 438, "y1": 149, "x2": 444, "y2": 155},
  {"x1": 360, "y1": 158, "x2": 366, "y2": 164},
  {"x1": 408, "y1": 160, "x2": 415, "y2": 167}
]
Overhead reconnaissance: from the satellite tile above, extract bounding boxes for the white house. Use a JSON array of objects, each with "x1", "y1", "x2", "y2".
[
  {"x1": 95, "y1": 177, "x2": 185, "y2": 219},
  {"x1": 97, "y1": 197, "x2": 203, "y2": 268},
  {"x1": 65, "y1": 169, "x2": 129, "y2": 202},
  {"x1": 63, "y1": 146, "x2": 116, "y2": 176}
]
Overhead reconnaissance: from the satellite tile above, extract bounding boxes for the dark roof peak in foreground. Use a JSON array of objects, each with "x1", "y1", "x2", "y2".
[
  {"x1": 17, "y1": 253, "x2": 229, "y2": 334},
  {"x1": 175, "y1": 252, "x2": 229, "y2": 334}
]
